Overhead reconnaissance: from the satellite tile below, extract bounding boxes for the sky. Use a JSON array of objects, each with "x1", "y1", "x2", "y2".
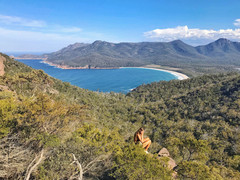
[{"x1": 0, "y1": 0, "x2": 240, "y2": 52}]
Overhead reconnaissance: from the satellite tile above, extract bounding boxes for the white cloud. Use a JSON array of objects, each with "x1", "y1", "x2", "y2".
[
  {"x1": 59, "y1": 27, "x2": 82, "y2": 33},
  {"x1": 144, "y1": 26, "x2": 240, "y2": 43},
  {"x1": 234, "y1": 19, "x2": 240, "y2": 27},
  {"x1": 0, "y1": 27, "x2": 89, "y2": 52},
  {"x1": 0, "y1": 14, "x2": 83, "y2": 34},
  {"x1": 0, "y1": 27, "x2": 106, "y2": 52},
  {"x1": 0, "y1": 15, "x2": 90, "y2": 51},
  {"x1": 0, "y1": 14, "x2": 46, "y2": 27}
]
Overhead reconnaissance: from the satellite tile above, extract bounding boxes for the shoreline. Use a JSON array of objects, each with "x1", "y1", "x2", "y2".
[
  {"x1": 43, "y1": 60, "x2": 189, "y2": 80},
  {"x1": 19, "y1": 58, "x2": 189, "y2": 80},
  {"x1": 42, "y1": 60, "x2": 119, "y2": 69},
  {"x1": 121, "y1": 67, "x2": 189, "y2": 80},
  {"x1": 14, "y1": 57, "x2": 47, "y2": 60},
  {"x1": 144, "y1": 67, "x2": 189, "y2": 80}
]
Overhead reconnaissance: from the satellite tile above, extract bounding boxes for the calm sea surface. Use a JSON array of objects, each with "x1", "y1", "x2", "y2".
[{"x1": 17, "y1": 59, "x2": 177, "y2": 93}]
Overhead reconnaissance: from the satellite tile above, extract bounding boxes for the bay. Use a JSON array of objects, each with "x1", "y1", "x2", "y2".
[{"x1": 17, "y1": 59, "x2": 178, "y2": 93}]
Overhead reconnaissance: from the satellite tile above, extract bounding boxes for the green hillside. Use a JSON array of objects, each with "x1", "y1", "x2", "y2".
[
  {"x1": 42, "y1": 38, "x2": 240, "y2": 76},
  {"x1": 1, "y1": 53, "x2": 240, "y2": 179}
]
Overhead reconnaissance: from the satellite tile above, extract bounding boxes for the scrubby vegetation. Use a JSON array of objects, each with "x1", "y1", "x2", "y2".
[{"x1": 0, "y1": 53, "x2": 240, "y2": 179}]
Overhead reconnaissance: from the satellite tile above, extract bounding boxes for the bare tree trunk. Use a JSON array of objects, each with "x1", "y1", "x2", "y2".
[
  {"x1": 72, "y1": 153, "x2": 83, "y2": 180},
  {"x1": 24, "y1": 149, "x2": 44, "y2": 180},
  {"x1": 83, "y1": 155, "x2": 108, "y2": 174},
  {"x1": 70, "y1": 153, "x2": 109, "y2": 180}
]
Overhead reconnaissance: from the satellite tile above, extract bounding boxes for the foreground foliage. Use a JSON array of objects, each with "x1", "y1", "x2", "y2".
[{"x1": 0, "y1": 54, "x2": 240, "y2": 179}]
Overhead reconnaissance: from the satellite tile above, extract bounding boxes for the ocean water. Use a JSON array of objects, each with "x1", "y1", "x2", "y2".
[{"x1": 17, "y1": 59, "x2": 178, "y2": 93}]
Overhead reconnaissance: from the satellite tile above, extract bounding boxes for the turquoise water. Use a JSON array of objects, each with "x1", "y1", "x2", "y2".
[{"x1": 17, "y1": 59, "x2": 177, "y2": 93}]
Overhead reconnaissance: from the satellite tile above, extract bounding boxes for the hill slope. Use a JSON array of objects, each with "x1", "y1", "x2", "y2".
[
  {"x1": 46, "y1": 40, "x2": 209, "y2": 67},
  {"x1": 0, "y1": 53, "x2": 240, "y2": 179},
  {"x1": 41, "y1": 38, "x2": 240, "y2": 74}
]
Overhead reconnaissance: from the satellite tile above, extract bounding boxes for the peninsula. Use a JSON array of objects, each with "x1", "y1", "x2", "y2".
[{"x1": 15, "y1": 38, "x2": 240, "y2": 76}]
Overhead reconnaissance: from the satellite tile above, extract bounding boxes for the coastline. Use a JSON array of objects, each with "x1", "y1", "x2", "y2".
[
  {"x1": 121, "y1": 67, "x2": 189, "y2": 80},
  {"x1": 19, "y1": 58, "x2": 189, "y2": 80},
  {"x1": 42, "y1": 60, "x2": 119, "y2": 69},
  {"x1": 145, "y1": 67, "x2": 189, "y2": 80},
  {"x1": 14, "y1": 57, "x2": 47, "y2": 60}
]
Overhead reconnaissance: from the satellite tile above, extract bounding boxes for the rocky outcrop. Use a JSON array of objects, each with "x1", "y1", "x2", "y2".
[
  {"x1": 0, "y1": 55, "x2": 6, "y2": 76},
  {"x1": 158, "y1": 148, "x2": 177, "y2": 170},
  {"x1": 158, "y1": 148, "x2": 170, "y2": 157},
  {"x1": 167, "y1": 157, "x2": 177, "y2": 170},
  {"x1": 158, "y1": 147, "x2": 177, "y2": 178}
]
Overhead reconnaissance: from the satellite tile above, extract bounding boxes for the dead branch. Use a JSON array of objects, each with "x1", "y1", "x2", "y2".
[
  {"x1": 83, "y1": 154, "x2": 109, "y2": 174},
  {"x1": 8, "y1": 149, "x2": 26, "y2": 159},
  {"x1": 0, "y1": 134, "x2": 33, "y2": 179},
  {"x1": 24, "y1": 149, "x2": 44, "y2": 180},
  {"x1": 72, "y1": 153, "x2": 83, "y2": 180}
]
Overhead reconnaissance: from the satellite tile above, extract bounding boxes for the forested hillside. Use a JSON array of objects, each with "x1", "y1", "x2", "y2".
[
  {"x1": 0, "y1": 53, "x2": 240, "y2": 179},
  {"x1": 42, "y1": 38, "x2": 240, "y2": 75}
]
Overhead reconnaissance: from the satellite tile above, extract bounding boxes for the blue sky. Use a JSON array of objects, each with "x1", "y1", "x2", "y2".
[{"x1": 0, "y1": 0, "x2": 240, "y2": 52}]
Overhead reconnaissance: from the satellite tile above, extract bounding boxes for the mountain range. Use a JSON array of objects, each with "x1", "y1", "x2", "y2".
[{"x1": 17, "y1": 38, "x2": 240, "y2": 74}]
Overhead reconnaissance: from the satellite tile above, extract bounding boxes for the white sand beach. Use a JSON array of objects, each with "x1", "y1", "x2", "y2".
[
  {"x1": 144, "y1": 67, "x2": 189, "y2": 80},
  {"x1": 121, "y1": 67, "x2": 189, "y2": 80}
]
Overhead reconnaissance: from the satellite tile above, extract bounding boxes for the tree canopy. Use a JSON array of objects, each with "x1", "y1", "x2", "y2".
[{"x1": 0, "y1": 53, "x2": 239, "y2": 179}]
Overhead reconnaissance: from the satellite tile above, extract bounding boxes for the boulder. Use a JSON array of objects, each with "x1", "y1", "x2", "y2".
[
  {"x1": 167, "y1": 157, "x2": 177, "y2": 170},
  {"x1": 158, "y1": 148, "x2": 170, "y2": 157},
  {"x1": 158, "y1": 147, "x2": 177, "y2": 178}
]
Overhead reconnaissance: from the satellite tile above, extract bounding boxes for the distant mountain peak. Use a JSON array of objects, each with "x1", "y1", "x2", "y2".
[
  {"x1": 92, "y1": 40, "x2": 114, "y2": 47},
  {"x1": 216, "y1": 38, "x2": 230, "y2": 42},
  {"x1": 93, "y1": 40, "x2": 102, "y2": 43},
  {"x1": 170, "y1": 40, "x2": 191, "y2": 47},
  {"x1": 66, "y1": 42, "x2": 89, "y2": 49},
  {"x1": 210, "y1": 38, "x2": 234, "y2": 48},
  {"x1": 214, "y1": 38, "x2": 232, "y2": 45},
  {"x1": 170, "y1": 39, "x2": 185, "y2": 44},
  {"x1": 93, "y1": 40, "x2": 107, "y2": 44}
]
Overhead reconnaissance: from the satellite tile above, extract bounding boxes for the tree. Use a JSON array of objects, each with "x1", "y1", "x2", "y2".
[{"x1": 112, "y1": 144, "x2": 172, "y2": 180}]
